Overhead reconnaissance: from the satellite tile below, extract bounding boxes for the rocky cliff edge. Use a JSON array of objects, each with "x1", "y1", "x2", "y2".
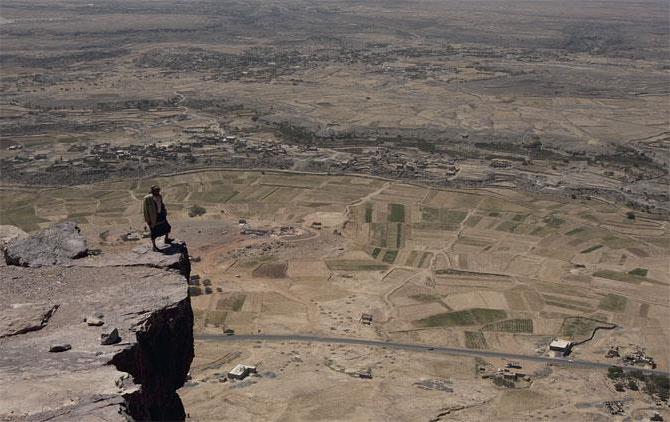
[{"x1": 0, "y1": 222, "x2": 194, "y2": 421}]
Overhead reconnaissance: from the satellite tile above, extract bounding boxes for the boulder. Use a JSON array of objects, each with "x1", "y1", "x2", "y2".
[
  {"x1": 4, "y1": 222, "x2": 88, "y2": 267},
  {"x1": 0, "y1": 225, "x2": 28, "y2": 253},
  {"x1": 85, "y1": 316, "x2": 104, "y2": 326},
  {"x1": 0, "y1": 303, "x2": 59, "y2": 338},
  {"x1": 49, "y1": 343, "x2": 72, "y2": 353},
  {"x1": 100, "y1": 327, "x2": 121, "y2": 345}
]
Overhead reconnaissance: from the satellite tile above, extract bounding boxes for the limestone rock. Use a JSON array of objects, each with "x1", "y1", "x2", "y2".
[
  {"x1": 0, "y1": 303, "x2": 59, "y2": 338},
  {"x1": 0, "y1": 225, "x2": 28, "y2": 253},
  {"x1": 101, "y1": 327, "x2": 121, "y2": 345},
  {"x1": 49, "y1": 343, "x2": 71, "y2": 352},
  {"x1": 4, "y1": 222, "x2": 88, "y2": 267},
  {"x1": 77, "y1": 240, "x2": 191, "y2": 278},
  {"x1": 85, "y1": 316, "x2": 104, "y2": 326},
  {"x1": 0, "y1": 239, "x2": 193, "y2": 421}
]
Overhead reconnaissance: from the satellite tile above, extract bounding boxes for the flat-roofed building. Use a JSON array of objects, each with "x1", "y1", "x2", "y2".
[
  {"x1": 549, "y1": 339, "x2": 572, "y2": 355},
  {"x1": 228, "y1": 364, "x2": 257, "y2": 380}
]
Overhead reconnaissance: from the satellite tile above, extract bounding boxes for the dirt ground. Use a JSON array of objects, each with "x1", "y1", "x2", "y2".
[
  {"x1": 4, "y1": 170, "x2": 665, "y2": 420},
  {"x1": 1, "y1": 0, "x2": 669, "y2": 419}
]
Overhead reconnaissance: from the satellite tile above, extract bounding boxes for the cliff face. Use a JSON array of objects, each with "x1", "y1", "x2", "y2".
[
  {"x1": 112, "y1": 291, "x2": 194, "y2": 420},
  {"x1": 107, "y1": 242, "x2": 194, "y2": 421},
  {"x1": 0, "y1": 223, "x2": 194, "y2": 421}
]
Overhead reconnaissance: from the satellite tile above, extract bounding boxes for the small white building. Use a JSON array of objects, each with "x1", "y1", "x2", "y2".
[
  {"x1": 549, "y1": 339, "x2": 573, "y2": 355},
  {"x1": 228, "y1": 364, "x2": 257, "y2": 380}
]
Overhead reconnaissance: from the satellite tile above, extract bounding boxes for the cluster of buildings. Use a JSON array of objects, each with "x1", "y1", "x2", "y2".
[
  {"x1": 480, "y1": 361, "x2": 530, "y2": 386},
  {"x1": 323, "y1": 147, "x2": 460, "y2": 180},
  {"x1": 232, "y1": 137, "x2": 289, "y2": 157},
  {"x1": 8, "y1": 152, "x2": 48, "y2": 163},
  {"x1": 1, "y1": 119, "x2": 537, "y2": 190},
  {"x1": 227, "y1": 239, "x2": 285, "y2": 260},
  {"x1": 606, "y1": 345, "x2": 656, "y2": 369},
  {"x1": 622, "y1": 348, "x2": 656, "y2": 369},
  {"x1": 7, "y1": 120, "x2": 663, "y2": 219},
  {"x1": 604, "y1": 401, "x2": 624, "y2": 415},
  {"x1": 239, "y1": 222, "x2": 303, "y2": 239},
  {"x1": 4, "y1": 126, "x2": 231, "y2": 175},
  {"x1": 489, "y1": 159, "x2": 513, "y2": 168}
]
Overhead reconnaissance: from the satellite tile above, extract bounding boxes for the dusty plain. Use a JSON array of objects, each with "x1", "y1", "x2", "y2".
[
  {"x1": 1, "y1": 0, "x2": 669, "y2": 420},
  {"x1": 2, "y1": 170, "x2": 669, "y2": 420}
]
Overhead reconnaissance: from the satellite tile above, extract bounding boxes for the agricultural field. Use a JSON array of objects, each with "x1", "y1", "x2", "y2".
[
  {"x1": 2, "y1": 0, "x2": 669, "y2": 418},
  {"x1": 3, "y1": 170, "x2": 667, "y2": 373},
  {"x1": 2, "y1": 169, "x2": 669, "y2": 420}
]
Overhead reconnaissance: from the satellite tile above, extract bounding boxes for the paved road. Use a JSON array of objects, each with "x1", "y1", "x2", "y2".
[{"x1": 196, "y1": 333, "x2": 670, "y2": 376}]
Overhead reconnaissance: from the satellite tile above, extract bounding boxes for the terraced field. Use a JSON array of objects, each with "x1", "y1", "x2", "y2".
[{"x1": 1, "y1": 170, "x2": 668, "y2": 376}]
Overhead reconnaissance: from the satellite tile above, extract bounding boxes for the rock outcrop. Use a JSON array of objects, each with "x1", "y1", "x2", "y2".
[
  {"x1": 4, "y1": 222, "x2": 88, "y2": 267},
  {"x1": 0, "y1": 302, "x2": 59, "y2": 339},
  {"x1": 0, "y1": 223, "x2": 194, "y2": 421},
  {"x1": 0, "y1": 225, "x2": 28, "y2": 254}
]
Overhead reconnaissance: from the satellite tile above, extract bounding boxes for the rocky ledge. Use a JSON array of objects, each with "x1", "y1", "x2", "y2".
[{"x1": 0, "y1": 223, "x2": 194, "y2": 421}]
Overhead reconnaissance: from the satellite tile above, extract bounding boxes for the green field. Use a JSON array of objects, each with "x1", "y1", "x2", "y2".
[
  {"x1": 410, "y1": 294, "x2": 441, "y2": 303},
  {"x1": 561, "y1": 317, "x2": 614, "y2": 341},
  {"x1": 371, "y1": 223, "x2": 388, "y2": 247},
  {"x1": 530, "y1": 226, "x2": 554, "y2": 237},
  {"x1": 0, "y1": 204, "x2": 49, "y2": 231},
  {"x1": 543, "y1": 215, "x2": 565, "y2": 227},
  {"x1": 189, "y1": 185, "x2": 238, "y2": 203},
  {"x1": 252, "y1": 262, "x2": 288, "y2": 278},
  {"x1": 482, "y1": 318, "x2": 533, "y2": 333},
  {"x1": 258, "y1": 174, "x2": 324, "y2": 188},
  {"x1": 628, "y1": 268, "x2": 648, "y2": 277},
  {"x1": 405, "y1": 250, "x2": 419, "y2": 266},
  {"x1": 581, "y1": 244, "x2": 603, "y2": 254},
  {"x1": 464, "y1": 215, "x2": 482, "y2": 227},
  {"x1": 365, "y1": 204, "x2": 373, "y2": 223},
  {"x1": 464, "y1": 331, "x2": 488, "y2": 349},
  {"x1": 395, "y1": 223, "x2": 402, "y2": 248},
  {"x1": 216, "y1": 293, "x2": 247, "y2": 311},
  {"x1": 204, "y1": 310, "x2": 228, "y2": 327},
  {"x1": 325, "y1": 260, "x2": 389, "y2": 271},
  {"x1": 421, "y1": 207, "x2": 440, "y2": 222},
  {"x1": 417, "y1": 252, "x2": 432, "y2": 268},
  {"x1": 565, "y1": 227, "x2": 588, "y2": 236},
  {"x1": 382, "y1": 250, "x2": 398, "y2": 264},
  {"x1": 593, "y1": 270, "x2": 648, "y2": 284},
  {"x1": 416, "y1": 308, "x2": 507, "y2": 328},
  {"x1": 496, "y1": 221, "x2": 519, "y2": 233},
  {"x1": 598, "y1": 294, "x2": 628, "y2": 312},
  {"x1": 388, "y1": 203, "x2": 405, "y2": 223},
  {"x1": 512, "y1": 214, "x2": 528, "y2": 222},
  {"x1": 602, "y1": 235, "x2": 632, "y2": 249},
  {"x1": 543, "y1": 294, "x2": 593, "y2": 312},
  {"x1": 420, "y1": 207, "x2": 467, "y2": 228},
  {"x1": 639, "y1": 303, "x2": 650, "y2": 317},
  {"x1": 457, "y1": 237, "x2": 491, "y2": 247},
  {"x1": 435, "y1": 268, "x2": 509, "y2": 278}
]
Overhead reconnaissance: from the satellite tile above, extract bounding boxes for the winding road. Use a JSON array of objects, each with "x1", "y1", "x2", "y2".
[{"x1": 195, "y1": 333, "x2": 670, "y2": 376}]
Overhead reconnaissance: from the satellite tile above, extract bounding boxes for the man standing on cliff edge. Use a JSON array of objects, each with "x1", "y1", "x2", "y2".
[{"x1": 143, "y1": 185, "x2": 173, "y2": 251}]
